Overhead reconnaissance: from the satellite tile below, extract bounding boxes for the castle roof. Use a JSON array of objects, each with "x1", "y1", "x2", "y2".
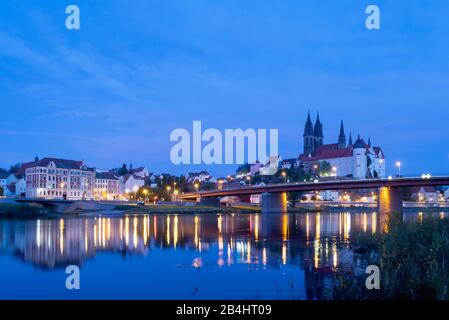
[{"x1": 299, "y1": 143, "x2": 353, "y2": 162}]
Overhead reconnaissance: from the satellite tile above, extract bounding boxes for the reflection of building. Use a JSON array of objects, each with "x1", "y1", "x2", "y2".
[
  {"x1": 23, "y1": 157, "x2": 95, "y2": 200},
  {"x1": 0, "y1": 210, "x2": 380, "y2": 299},
  {"x1": 300, "y1": 112, "x2": 386, "y2": 179}
]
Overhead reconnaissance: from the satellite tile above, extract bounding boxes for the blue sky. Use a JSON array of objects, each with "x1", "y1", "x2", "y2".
[{"x1": 0, "y1": 0, "x2": 448, "y2": 176}]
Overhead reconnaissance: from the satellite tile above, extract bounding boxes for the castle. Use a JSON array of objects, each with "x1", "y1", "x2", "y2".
[{"x1": 299, "y1": 111, "x2": 386, "y2": 179}]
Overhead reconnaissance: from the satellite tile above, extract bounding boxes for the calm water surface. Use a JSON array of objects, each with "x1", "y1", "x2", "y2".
[{"x1": 0, "y1": 210, "x2": 446, "y2": 299}]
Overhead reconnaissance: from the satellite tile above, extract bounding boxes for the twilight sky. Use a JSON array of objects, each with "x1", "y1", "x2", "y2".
[{"x1": 0, "y1": 0, "x2": 448, "y2": 176}]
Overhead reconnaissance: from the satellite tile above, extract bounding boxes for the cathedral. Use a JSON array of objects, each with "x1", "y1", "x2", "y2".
[{"x1": 299, "y1": 111, "x2": 386, "y2": 179}]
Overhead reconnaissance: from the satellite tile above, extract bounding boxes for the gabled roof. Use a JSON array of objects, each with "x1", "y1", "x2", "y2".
[
  {"x1": 123, "y1": 173, "x2": 145, "y2": 183},
  {"x1": 96, "y1": 172, "x2": 119, "y2": 180},
  {"x1": 17, "y1": 157, "x2": 90, "y2": 173},
  {"x1": 0, "y1": 172, "x2": 12, "y2": 179}
]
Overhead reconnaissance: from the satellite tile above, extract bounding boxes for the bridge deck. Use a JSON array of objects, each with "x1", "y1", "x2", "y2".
[{"x1": 178, "y1": 176, "x2": 449, "y2": 200}]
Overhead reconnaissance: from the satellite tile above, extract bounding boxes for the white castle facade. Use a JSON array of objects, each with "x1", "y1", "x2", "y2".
[{"x1": 299, "y1": 112, "x2": 386, "y2": 179}]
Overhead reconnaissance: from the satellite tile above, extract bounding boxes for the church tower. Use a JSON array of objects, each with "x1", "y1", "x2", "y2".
[
  {"x1": 338, "y1": 120, "x2": 346, "y2": 149},
  {"x1": 303, "y1": 111, "x2": 314, "y2": 155},
  {"x1": 313, "y1": 113, "x2": 324, "y2": 148}
]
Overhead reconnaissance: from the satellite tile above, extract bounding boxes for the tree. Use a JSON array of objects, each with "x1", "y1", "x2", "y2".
[
  {"x1": 117, "y1": 164, "x2": 128, "y2": 176},
  {"x1": 8, "y1": 163, "x2": 21, "y2": 174},
  {"x1": 319, "y1": 161, "x2": 332, "y2": 176},
  {"x1": 236, "y1": 163, "x2": 250, "y2": 175},
  {"x1": 0, "y1": 186, "x2": 3, "y2": 196}
]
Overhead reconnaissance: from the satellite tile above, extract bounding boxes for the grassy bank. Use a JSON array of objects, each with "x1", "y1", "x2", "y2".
[
  {"x1": 332, "y1": 216, "x2": 449, "y2": 300},
  {"x1": 0, "y1": 203, "x2": 52, "y2": 218}
]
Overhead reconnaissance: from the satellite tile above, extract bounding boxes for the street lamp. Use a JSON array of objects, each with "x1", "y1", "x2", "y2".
[
  {"x1": 246, "y1": 176, "x2": 251, "y2": 186},
  {"x1": 133, "y1": 186, "x2": 139, "y2": 201},
  {"x1": 396, "y1": 161, "x2": 402, "y2": 177},
  {"x1": 194, "y1": 183, "x2": 199, "y2": 192},
  {"x1": 332, "y1": 166, "x2": 337, "y2": 179},
  {"x1": 281, "y1": 171, "x2": 287, "y2": 183},
  {"x1": 143, "y1": 189, "x2": 148, "y2": 204}
]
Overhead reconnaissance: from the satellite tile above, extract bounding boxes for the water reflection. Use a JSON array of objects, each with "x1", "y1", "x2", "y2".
[
  {"x1": 0, "y1": 211, "x2": 379, "y2": 269},
  {"x1": 0, "y1": 210, "x2": 446, "y2": 299}
]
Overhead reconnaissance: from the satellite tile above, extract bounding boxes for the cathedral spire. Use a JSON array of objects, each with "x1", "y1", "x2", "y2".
[
  {"x1": 313, "y1": 112, "x2": 323, "y2": 148},
  {"x1": 368, "y1": 137, "x2": 372, "y2": 148},
  {"x1": 313, "y1": 113, "x2": 323, "y2": 137},
  {"x1": 303, "y1": 110, "x2": 315, "y2": 155},
  {"x1": 338, "y1": 120, "x2": 346, "y2": 149},
  {"x1": 303, "y1": 110, "x2": 313, "y2": 136},
  {"x1": 348, "y1": 133, "x2": 353, "y2": 145}
]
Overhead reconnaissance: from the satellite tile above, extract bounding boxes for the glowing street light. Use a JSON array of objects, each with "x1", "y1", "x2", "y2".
[
  {"x1": 194, "y1": 183, "x2": 199, "y2": 192},
  {"x1": 246, "y1": 176, "x2": 251, "y2": 186},
  {"x1": 396, "y1": 161, "x2": 402, "y2": 177},
  {"x1": 332, "y1": 166, "x2": 337, "y2": 179},
  {"x1": 281, "y1": 171, "x2": 287, "y2": 183}
]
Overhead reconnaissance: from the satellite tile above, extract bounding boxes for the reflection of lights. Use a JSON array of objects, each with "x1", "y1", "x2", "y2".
[
  {"x1": 332, "y1": 244, "x2": 338, "y2": 269},
  {"x1": 282, "y1": 243, "x2": 287, "y2": 265},
  {"x1": 59, "y1": 219, "x2": 64, "y2": 254},
  {"x1": 305, "y1": 214, "x2": 310, "y2": 240},
  {"x1": 282, "y1": 214, "x2": 288, "y2": 241},
  {"x1": 363, "y1": 213, "x2": 367, "y2": 233},
  {"x1": 217, "y1": 215, "x2": 223, "y2": 234},
  {"x1": 338, "y1": 212, "x2": 342, "y2": 237},
  {"x1": 314, "y1": 213, "x2": 320, "y2": 269},
  {"x1": 84, "y1": 220, "x2": 88, "y2": 253},
  {"x1": 133, "y1": 216, "x2": 138, "y2": 248},
  {"x1": 143, "y1": 215, "x2": 148, "y2": 245},
  {"x1": 247, "y1": 240, "x2": 251, "y2": 264},
  {"x1": 124, "y1": 216, "x2": 129, "y2": 246},
  {"x1": 36, "y1": 219, "x2": 41, "y2": 248},
  {"x1": 262, "y1": 247, "x2": 267, "y2": 266},
  {"x1": 173, "y1": 215, "x2": 178, "y2": 248},
  {"x1": 194, "y1": 215, "x2": 200, "y2": 249},
  {"x1": 254, "y1": 214, "x2": 259, "y2": 241},
  {"x1": 94, "y1": 222, "x2": 98, "y2": 247},
  {"x1": 372, "y1": 212, "x2": 377, "y2": 234},
  {"x1": 166, "y1": 215, "x2": 170, "y2": 246}
]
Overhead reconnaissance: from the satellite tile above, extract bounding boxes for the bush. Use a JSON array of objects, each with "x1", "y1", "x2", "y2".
[{"x1": 332, "y1": 217, "x2": 449, "y2": 300}]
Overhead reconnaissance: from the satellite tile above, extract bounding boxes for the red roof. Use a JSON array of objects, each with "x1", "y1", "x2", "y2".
[
  {"x1": 299, "y1": 144, "x2": 353, "y2": 162},
  {"x1": 16, "y1": 157, "x2": 88, "y2": 176}
]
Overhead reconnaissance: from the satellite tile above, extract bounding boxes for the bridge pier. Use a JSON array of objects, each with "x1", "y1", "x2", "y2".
[
  {"x1": 378, "y1": 187, "x2": 403, "y2": 231},
  {"x1": 198, "y1": 197, "x2": 221, "y2": 207},
  {"x1": 261, "y1": 192, "x2": 287, "y2": 214}
]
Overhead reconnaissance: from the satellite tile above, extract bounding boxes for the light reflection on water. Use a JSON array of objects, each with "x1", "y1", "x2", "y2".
[{"x1": 0, "y1": 210, "x2": 446, "y2": 299}]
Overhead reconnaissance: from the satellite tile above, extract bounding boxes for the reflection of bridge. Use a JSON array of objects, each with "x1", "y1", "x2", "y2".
[{"x1": 179, "y1": 176, "x2": 449, "y2": 215}]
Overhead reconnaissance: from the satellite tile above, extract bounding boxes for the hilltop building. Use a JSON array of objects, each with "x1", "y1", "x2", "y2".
[{"x1": 299, "y1": 112, "x2": 386, "y2": 179}]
